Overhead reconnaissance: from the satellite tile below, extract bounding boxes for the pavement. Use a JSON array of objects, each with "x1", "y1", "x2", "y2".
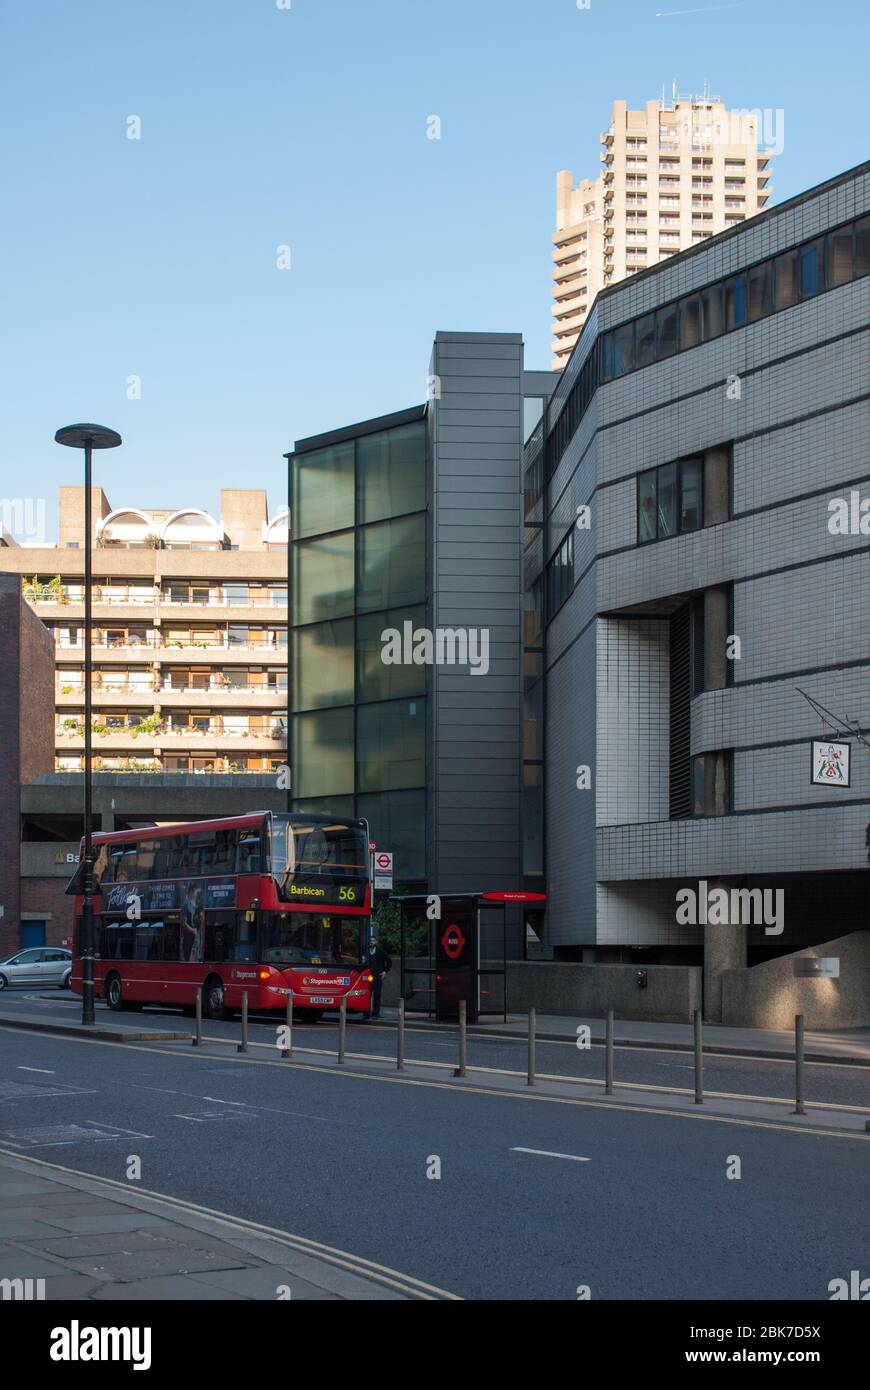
[
  {"x1": 0, "y1": 1151, "x2": 437, "y2": 1300},
  {"x1": 389, "y1": 1009, "x2": 870, "y2": 1065},
  {"x1": 5, "y1": 998, "x2": 870, "y2": 1064}
]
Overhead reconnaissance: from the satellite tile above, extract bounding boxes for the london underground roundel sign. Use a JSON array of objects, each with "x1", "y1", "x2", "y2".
[{"x1": 441, "y1": 923, "x2": 466, "y2": 960}]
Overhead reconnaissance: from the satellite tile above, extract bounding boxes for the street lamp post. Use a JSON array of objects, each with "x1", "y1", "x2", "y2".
[{"x1": 54, "y1": 425, "x2": 122, "y2": 1026}]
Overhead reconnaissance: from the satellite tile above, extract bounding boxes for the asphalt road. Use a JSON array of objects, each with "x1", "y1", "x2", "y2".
[
  {"x1": 1, "y1": 1007, "x2": 868, "y2": 1300},
  {"x1": 4, "y1": 990, "x2": 870, "y2": 1109}
]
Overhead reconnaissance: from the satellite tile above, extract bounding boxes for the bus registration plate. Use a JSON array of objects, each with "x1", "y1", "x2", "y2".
[{"x1": 310, "y1": 996, "x2": 334, "y2": 1004}]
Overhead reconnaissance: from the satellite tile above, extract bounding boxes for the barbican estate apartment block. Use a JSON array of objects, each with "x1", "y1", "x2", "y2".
[
  {"x1": 0, "y1": 489, "x2": 289, "y2": 776},
  {"x1": 552, "y1": 93, "x2": 774, "y2": 367}
]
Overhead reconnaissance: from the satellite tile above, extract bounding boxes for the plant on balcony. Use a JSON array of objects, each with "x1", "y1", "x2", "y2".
[
  {"x1": 60, "y1": 685, "x2": 74, "y2": 695},
  {"x1": 23, "y1": 574, "x2": 67, "y2": 602},
  {"x1": 62, "y1": 718, "x2": 78, "y2": 731},
  {"x1": 129, "y1": 714, "x2": 163, "y2": 736}
]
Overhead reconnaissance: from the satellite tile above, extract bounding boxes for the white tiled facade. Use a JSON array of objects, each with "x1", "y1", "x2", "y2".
[{"x1": 543, "y1": 161, "x2": 870, "y2": 952}]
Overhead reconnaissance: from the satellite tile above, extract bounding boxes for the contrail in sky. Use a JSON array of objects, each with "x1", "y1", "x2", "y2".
[{"x1": 656, "y1": 2, "x2": 755, "y2": 15}]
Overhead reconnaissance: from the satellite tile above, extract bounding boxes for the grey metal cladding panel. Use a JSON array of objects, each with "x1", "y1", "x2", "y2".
[
  {"x1": 435, "y1": 681, "x2": 519, "y2": 700},
  {"x1": 438, "y1": 406, "x2": 521, "y2": 428},
  {"x1": 436, "y1": 526, "x2": 521, "y2": 544},
  {"x1": 438, "y1": 694, "x2": 520, "y2": 713},
  {"x1": 434, "y1": 497, "x2": 520, "y2": 516},
  {"x1": 438, "y1": 741, "x2": 519, "y2": 761},
  {"x1": 437, "y1": 556, "x2": 520, "y2": 576},
  {"x1": 435, "y1": 358, "x2": 524, "y2": 379},
  {"x1": 434, "y1": 475, "x2": 519, "y2": 495},
  {"x1": 438, "y1": 443, "x2": 528, "y2": 462},
  {"x1": 436, "y1": 542, "x2": 519, "y2": 559},
  {"x1": 438, "y1": 704, "x2": 517, "y2": 725},
  {"x1": 437, "y1": 427, "x2": 520, "y2": 446},
  {"x1": 438, "y1": 789, "x2": 520, "y2": 808},
  {"x1": 438, "y1": 771, "x2": 520, "y2": 791},
  {"x1": 433, "y1": 665, "x2": 519, "y2": 685},
  {"x1": 436, "y1": 584, "x2": 521, "y2": 605},
  {"x1": 435, "y1": 342, "x2": 523, "y2": 360},
  {"x1": 437, "y1": 379, "x2": 525, "y2": 398}
]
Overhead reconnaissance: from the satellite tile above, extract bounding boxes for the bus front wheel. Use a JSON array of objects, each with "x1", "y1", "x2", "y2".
[{"x1": 204, "y1": 977, "x2": 231, "y2": 1021}]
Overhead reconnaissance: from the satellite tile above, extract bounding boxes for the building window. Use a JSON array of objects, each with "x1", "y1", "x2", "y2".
[
  {"x1": 545, "y1": 529, "x2": 574, "y2": 619},
  {"x1": 692, "y1": 750, "x2": 732, "y2": 817},
  {"x1": 637, "y1": 457, "x2": 704, "y2": 544}
]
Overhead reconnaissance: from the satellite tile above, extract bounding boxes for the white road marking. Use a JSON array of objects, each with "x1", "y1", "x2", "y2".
[
  {"x1": 17, "y1": 1066, "x2": 56, "y2": 1074},
  {"x1": 511, "y1": 1147, "x2": 591, "y2": 1163},
  {"x1": 85, "y1": 1122, "x2": 154, "y2": 1139},
  {"x1": 201, "y1": 1096, "x2": 247, "y2": 1106}
]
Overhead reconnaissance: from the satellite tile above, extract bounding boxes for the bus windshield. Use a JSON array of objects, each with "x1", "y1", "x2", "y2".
[
  {"x1": 268, "y1": 815, "x2": 368, "y2": 906},
  {"x1": 262, "y1": 912, "x2": 363, "y2": 968}
]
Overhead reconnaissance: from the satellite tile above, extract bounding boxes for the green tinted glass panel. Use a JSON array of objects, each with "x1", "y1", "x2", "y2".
[
  {"x1": 292, "y1": 443, "x2": 354, "y2": 540},
  {"x1": 357, "y1": 699, "x2": 425, "y2": 793},
  {"x1": 292, "y1": 619, "x2": 354, "y2": 711},
  {"x1": 357, "y1": 788, "x2": 426, "y2": 881},
  {"x1": 291, "y1": 707, "x2": 354, "y2": 798},
  {"x1": 358, "y1": 422, "x2": 426, "y2": 525},
  {"x1": 293, "y1": 532, "x2": 354, "y2": 625},
  {"x1": 358, "y1": 515, "x2": 426, "y2": 614},
  {"x1": 358, "y1": 606, "x2": 427, "y2": 703}
]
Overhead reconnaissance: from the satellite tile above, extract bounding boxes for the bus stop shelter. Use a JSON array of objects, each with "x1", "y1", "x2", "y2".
[{"x1": 391, "y1": 891, "x2": 546, "y2": 1024}]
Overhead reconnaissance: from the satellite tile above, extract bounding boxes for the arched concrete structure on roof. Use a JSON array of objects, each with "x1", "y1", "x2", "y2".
[{"x1": 160, "y1": 508, "x2": 224, "y2": 546}]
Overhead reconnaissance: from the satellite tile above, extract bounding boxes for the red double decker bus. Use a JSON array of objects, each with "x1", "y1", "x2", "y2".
[{"x1": 70, "y1": 812, "x2": 374, "y2": 1021}]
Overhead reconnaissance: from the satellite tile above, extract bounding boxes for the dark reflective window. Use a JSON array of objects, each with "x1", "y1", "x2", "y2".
[
  {"x1": 701, "y1": 283, "x2": 724, "y2": 340},
  {"x1": 774, "y1": 249, "x2": 799, "y2": 310},
  {"x1": 725, "y1": 275, "x2": 748, "y2": 331},
  {"x1": 826, "y1": 226, "x2": 853, "y2": 288},
  {"x1": 357, "y1": 788, "x2": 426, "y2": 881},
  {"x1": 680, "y1": 458, "x2": 703, "y2": 532},
  {"x1": 748, "y1": 261, "x2": 773, "y2": 321},
  {"x1": 657, "y1": 462, "x2": 678, "y2": 537},
  {"x1": 358, "y1": 606, "x2": 427, "y2": 703},
  {"x1": 357, "y1": 700, "x2": 425, "y2": 793},
  {"x1": 291, "y1": 707, "x2": 354, "y2": 799},
  {"x1": 522, "y1": 766, "x2": 543, "y2": 876},
  {"x1": 292, "y1": 532, "x2": 355, "y2": 625},
  {"x1": 678, "y1": 295, "x2": 701, "y2": 350},
  {"x1": 638, "y1": 469, "x2": 657, "y2": 543},
  {"x1": 635, "y1": 313, "x2": 656, "y2": 368},
  {"x1": 656, "y1": 303, "x2": 678, "y2": 359},
  {"x1": 613, "y1": 321, "x2": 635, "y2": 376},
  {"x1": 856, "y1": 216, "x2": 870, "y2": 277},
  {"x1": 292, "y1": 442, "x2": 354, "y2": 540},
  {"x1": 358, "y1": 422, "x2": 426, "y2": 525},
  {"x1": 799, "y1": 239, "x2": 824, "y2": 298},
  {"x1": 292, "y1": 618, "x2": 354, "y2": 711},
  {"x1": 358, "y1": 515, "x2": 425, "y2": 613}
]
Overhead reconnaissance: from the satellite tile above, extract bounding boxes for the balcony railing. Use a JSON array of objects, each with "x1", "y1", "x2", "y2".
[{"x1": 29, "y1": 586, "x2": 286, "y2": 607}]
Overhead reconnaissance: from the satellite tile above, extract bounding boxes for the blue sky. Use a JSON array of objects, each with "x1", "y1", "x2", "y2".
[{"x1": 1, "y1": 0, "x2": 866, "y2": 537}]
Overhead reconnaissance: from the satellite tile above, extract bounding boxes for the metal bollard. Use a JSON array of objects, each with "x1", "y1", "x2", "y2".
[
  {"x1": 605, "y1": 1009, "x2": 614, "y2": 1095},
  {"x1": 237, "y1": 991, "x2": 249, "y2": 1054},
  {"x1": 281, "y1": 991, "x2": 293, "y2": 1059},
  {"x1": 397, "y1": 996, "x2": 405, "y2": 1072},
  {"x1": 192, "y1": 986, "x2": 202, "y2": 1047},
  {"x1": 693, "y1": 1009, "x2": 704, "y2": 1105},
  {"x1": 338, "y1": 996, "x2": 347, "y2": 1065},
  {"x1": 794, "y1": 1013, "x2": 806, "y2": 1115},
  {"x1": 527, "y1": 1007, "x2": 536, "y2": 1087},
  {"x1": 454, "y1": 1000, "x2": 467, "y2": 1077}
]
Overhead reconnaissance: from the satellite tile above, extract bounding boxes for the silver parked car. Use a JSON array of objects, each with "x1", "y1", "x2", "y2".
[{"x1": 0, "y1": 947, "x2": 72, "y2": 991}]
